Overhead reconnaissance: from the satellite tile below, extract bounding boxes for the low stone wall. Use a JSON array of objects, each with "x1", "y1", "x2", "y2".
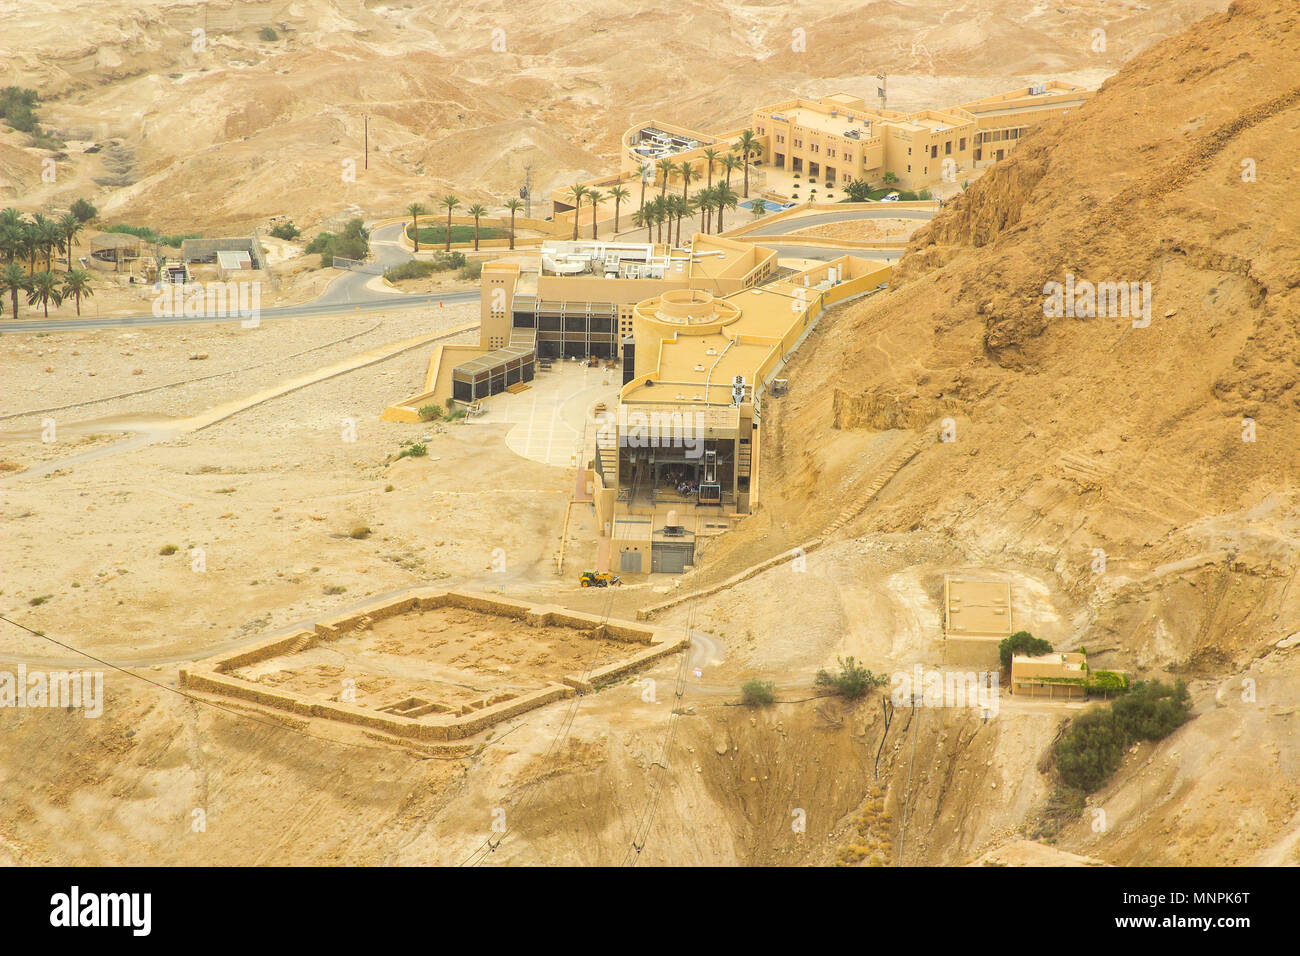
[{"x1": 180, "y1": 588, "x2": 687, "y2": 743}]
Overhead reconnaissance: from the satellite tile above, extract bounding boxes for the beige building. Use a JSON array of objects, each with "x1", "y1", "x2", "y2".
[
  {"x1": 752, "y1": 82, "x2": 1092, "y2": 191},
  {"x1": 1010, "y1": 652, "x2": 1088, "y2": 699},
  {"x1": 942, "y1": 576, "x2": 1013, "y2": 668}
]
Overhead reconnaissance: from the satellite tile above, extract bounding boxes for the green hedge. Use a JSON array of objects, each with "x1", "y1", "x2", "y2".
[{"x1": 408, "y1": 224, "x2": 506, "y2": 245}]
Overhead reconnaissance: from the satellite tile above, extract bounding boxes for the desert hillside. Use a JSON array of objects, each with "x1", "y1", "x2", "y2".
[
  {"x1": 0, "y1": 0, "x2": 1228, "y2": 232},
  {"x1": 697, "y1": 0, "x2": 1298, "y2": 862}
]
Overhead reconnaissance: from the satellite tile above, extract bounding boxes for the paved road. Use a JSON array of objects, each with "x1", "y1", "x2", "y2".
[
  {"x1": 744, "y1": 204, "x2": 936, "y2": 236},
  {"x1": 0, "y1": 220, "x2": 470, "y2": 334}
]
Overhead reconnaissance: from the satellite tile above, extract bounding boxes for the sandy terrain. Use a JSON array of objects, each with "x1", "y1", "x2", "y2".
[
  {"x1": 0, "y1": 0, "x2": 1228, "y2": 233},
  {"x1": 5, "y1": 0, "x2": 1298, "y2": 870}
]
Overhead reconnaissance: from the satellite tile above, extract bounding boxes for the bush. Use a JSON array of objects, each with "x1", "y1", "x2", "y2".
[
  {"x1": 1111, "y1": 680, "x2": 1191, "y2": 742},
  {"x1": 1054, "y1": 679, "x2": 1192, "y2": 793},
  {"x1": 349, "y1": 526, "x2": 371, "y2": 540},
  {"x1": 814, "y1": 656, "x2": 888, "y2": 700},
  {"x1": 999, "y1": 631, "x2": 1053, "y2": 671},
  {"x1": 258, "y1": 26, "x2": 279, "y2": 41},
  {"x1": 458, "y1": 260, "x2": 483, "y2": 281},
  {"x1": 269, "y1": 221, "x2": 300, "y2": 240},
  {"x1": 0, "y1": 86, "x2": 40, "y2": 133},
  {"x1": 418, "y1": 402, "x2": 442, "y2": 421},
  {"x1": 408, "y1": 224, "x2": 506, "y2": 245},
  {"x1": 430, "y1": 250, "x2": 466, "y2": 271},
  {"x1": 306, "y1": 218, "x2": 369, "y2": 268},
  {"x1": 740, "y1": 679, "x2": 776, "y2": 707},
  {"x1": 69, "y1": 198, "x2": 98, "y2": 222},
  {"x1": 1054, "y1": 708, "x2": 1125, "y2": 793},
  {"x1": 384, "y1": 260, "x2": 437, "y2": 282},
  {"x1": 106, "y1": 223, "x2": 200, "y2": 248},
  {"x1": 398, "y1": 442, "x2": 427, "y2": 459},
  {"x1": 159, "y1": 544, "x2": 178, "y2": 555}
]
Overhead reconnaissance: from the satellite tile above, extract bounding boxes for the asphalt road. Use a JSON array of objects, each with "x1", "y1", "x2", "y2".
[{"x1": 2, "y1": 207, "x2": 929, "y2": 333}]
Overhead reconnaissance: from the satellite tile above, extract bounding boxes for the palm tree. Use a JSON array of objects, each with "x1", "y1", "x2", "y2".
[
  {"x1": 503, "y1": 197, "x2": 523, "y2": 250},
  {"x1": 21, "y1": 220, "x2": 39, "y2": 274},
  {"x1": 58, "y1": 213, "x2": 82, "y2": 269},
  {"x1": 466, "y1": 203, "x2": 487, "y2": 250},
  {"x1": 0, "y1": 221, "x2": 21, "y2": 266},
  {"x1": 734, "y1": 129, "x2": 760, "y2": 198},
  {"x1": 651, "y1": 197, "x2": 667, "y2": 244},
  {"x1": 586, "y1": 189, "x2": 604, "y2": 240},
  {"x1": 34, "y1": 215, "x2": 60, "y2": 273},
  {"x1": 1, "y1": 263, "x2": 26, "y2": 319},
  {"x1": 714, "y1": 182, "x2": 739, "y2": 233},
  {"x1": 439, "y1": 194, "x2": 460, "y2": 252},
  {"x1": 61, "y1": 269, "x2": 94, "y2": 316},
  {"x1": 694, "y1": 186, "x2": 711, "y2": 234},
  {"x1": 655, "y1": 158, "x2": 675, "y2": 199},
  {"x1": 702, "y1": 147, "x2": 719, "y2": 189},
  {"x1": 406, "y1": 202, "x2": 426, "y2": 253},
  {"x1": 566, "y1": 184, "x2": 588, "y2": 240},
  {"x1": 636, "y1": 164, "x2": 650, "y2": 210},
  {"x1": 609, "y1": 185, "x2": 629, "y2": 234},
  {"x1": 27, "y1": 270, "x2": 62, "y2": 318},
  {"x1": 672, "y1": 195, "x2": 689, "y2": 247},
  {"x1": 678, "y1": 160, "x2": 696, "y2": 200},
  {"x1": 720, "y1": 153, "x2": 741, "y2": 191},
  {"x1": 632, "y1": 207, "x2": 651, "y2": 243}
]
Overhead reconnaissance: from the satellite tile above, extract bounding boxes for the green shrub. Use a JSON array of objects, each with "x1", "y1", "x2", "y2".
[
  {"x1": 740, "y1": 679, "x2": 776, "y2": 707},
  {"x1": 70, "y1": 198, "x2": 98, "y2": 222},
  {"x1": 1111, "y1": 680, "x2": 1191, "y2": 741},
  {"x1": 0, "y1": 86, "x2": 40, "y2": 133},
  {"x1": 999, "y1": 630, "x2": 1053, "y2": 671},
  {"x1": 106, "y1": 223, "x2": 200, "y2": 248},
  {"x1": 430, "y1": 250, "x2": 466, "y2": 271},
  {"x1": 1086, "y1": 670, "x2": 1129, "y2": 694},
  {"x1": 1054, "y1": 708, "x2": 1124, "y2": 793},
  {"x1": 384, "y1": 260, "x2": 437, "y2": 282},
  {"x1": 1054, "y1": 680, "x2": 1192, "y2": 793},
  {"x1": 349, "y1": 526, "x2": 371, "y2": 540},
  {"x1": 269, "y1": 221, "x2": 300, "y2": 240},
  {"x1": 418, "y1": 402, "x2": 442, "y2": 421},
  {"x1": 814, "y1": 656, "x2": 888, "y2": 700},
  {"x1": 258, "y1": 26, "x2": 279, "y2": 41},
  {"x1": 458, "y1": 260, "x2": 484, "y2": 281},
  {"x1": 408, "y1": 224, "x2": 506, "y2": 245},
  {"x1": 398, "y1": 442, "x2": 427, "y2": 459},
  {"x1": 159, "y1": 544, "x2": 178, "y2": 555},
  {"x1": 306, "y1": 218, "x2": 369, "y2": 267}
]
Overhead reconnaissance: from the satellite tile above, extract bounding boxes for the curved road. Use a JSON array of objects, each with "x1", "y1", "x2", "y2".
[
  {"x1": 0, "y1": 221, "x2": 474, "y2": 334},
  {"x1": 2, "y1": 206, "x2": 933, "y2": 333}
]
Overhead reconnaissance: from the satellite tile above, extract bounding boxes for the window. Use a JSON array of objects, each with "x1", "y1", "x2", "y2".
[
  {"x1": 945, "y1": 141, "x2": 951, "y2": 155},
  {"x1": 959, "y1": 137, "x2": 966, "y2": 150},
  {"x1": 930, "y1": 145, "x2": 938, "y2": 158},
  {"x1": 907, "y1": 164, "x2": 911, "y2": 173}
]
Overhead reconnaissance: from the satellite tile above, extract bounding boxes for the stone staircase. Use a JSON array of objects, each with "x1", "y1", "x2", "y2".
[{"x1": 823, "y1": 432, "x2": 931, "y2": 535}]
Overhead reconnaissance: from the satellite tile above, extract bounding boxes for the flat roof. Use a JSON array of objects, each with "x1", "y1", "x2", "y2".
[{"x1": 944, "y1": 577, "x2": 1013, "y2": 637}]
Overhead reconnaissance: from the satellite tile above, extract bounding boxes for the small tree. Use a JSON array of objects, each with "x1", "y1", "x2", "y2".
[
  {"x1": 844, "y1": 179, "x2": 872, "y2": 202},
  {"x1": 999, "y1": 631, "x2": 1053, "y2": 671},
  {"x1": 883, "y1": 171, "x2": 898, "y2": 185},
  {"x1": 814, "y1": 656, "x2": 888, "y2": 700},
  {"x1": 740, "y1": 679, "x2": 776, "y2": 707},
  {"x1": 69, "y1": 198, "x2": 98, "y2": 223}
]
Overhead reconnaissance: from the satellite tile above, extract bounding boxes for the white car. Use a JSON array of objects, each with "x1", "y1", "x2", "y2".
[{"x1": 881, "y1": 192, "x2": 901, "y2": 202}]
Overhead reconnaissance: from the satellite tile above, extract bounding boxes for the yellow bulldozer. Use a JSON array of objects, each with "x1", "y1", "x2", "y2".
[{"x1": 579, "y1": 571, "x2": 621, "y2": 588}]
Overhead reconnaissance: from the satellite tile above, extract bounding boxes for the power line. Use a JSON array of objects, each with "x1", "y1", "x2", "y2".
[
  {"x1": 458, "y1": 583, "x2": 623, "y2": 866},
  {"x1": 0, "y1": 614, "x2": 399, "y2": 755}
]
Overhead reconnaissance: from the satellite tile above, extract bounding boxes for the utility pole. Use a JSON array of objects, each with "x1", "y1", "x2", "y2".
[
  {"x1": 522, "y1": 163, "x2": 533, "y2": 219},
  {"x1": 364, "y1": 114, "x2": 369, "y2": 170},
  {"x1": 876, "y1": 74, "x2": 888, "y2": 112}
]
